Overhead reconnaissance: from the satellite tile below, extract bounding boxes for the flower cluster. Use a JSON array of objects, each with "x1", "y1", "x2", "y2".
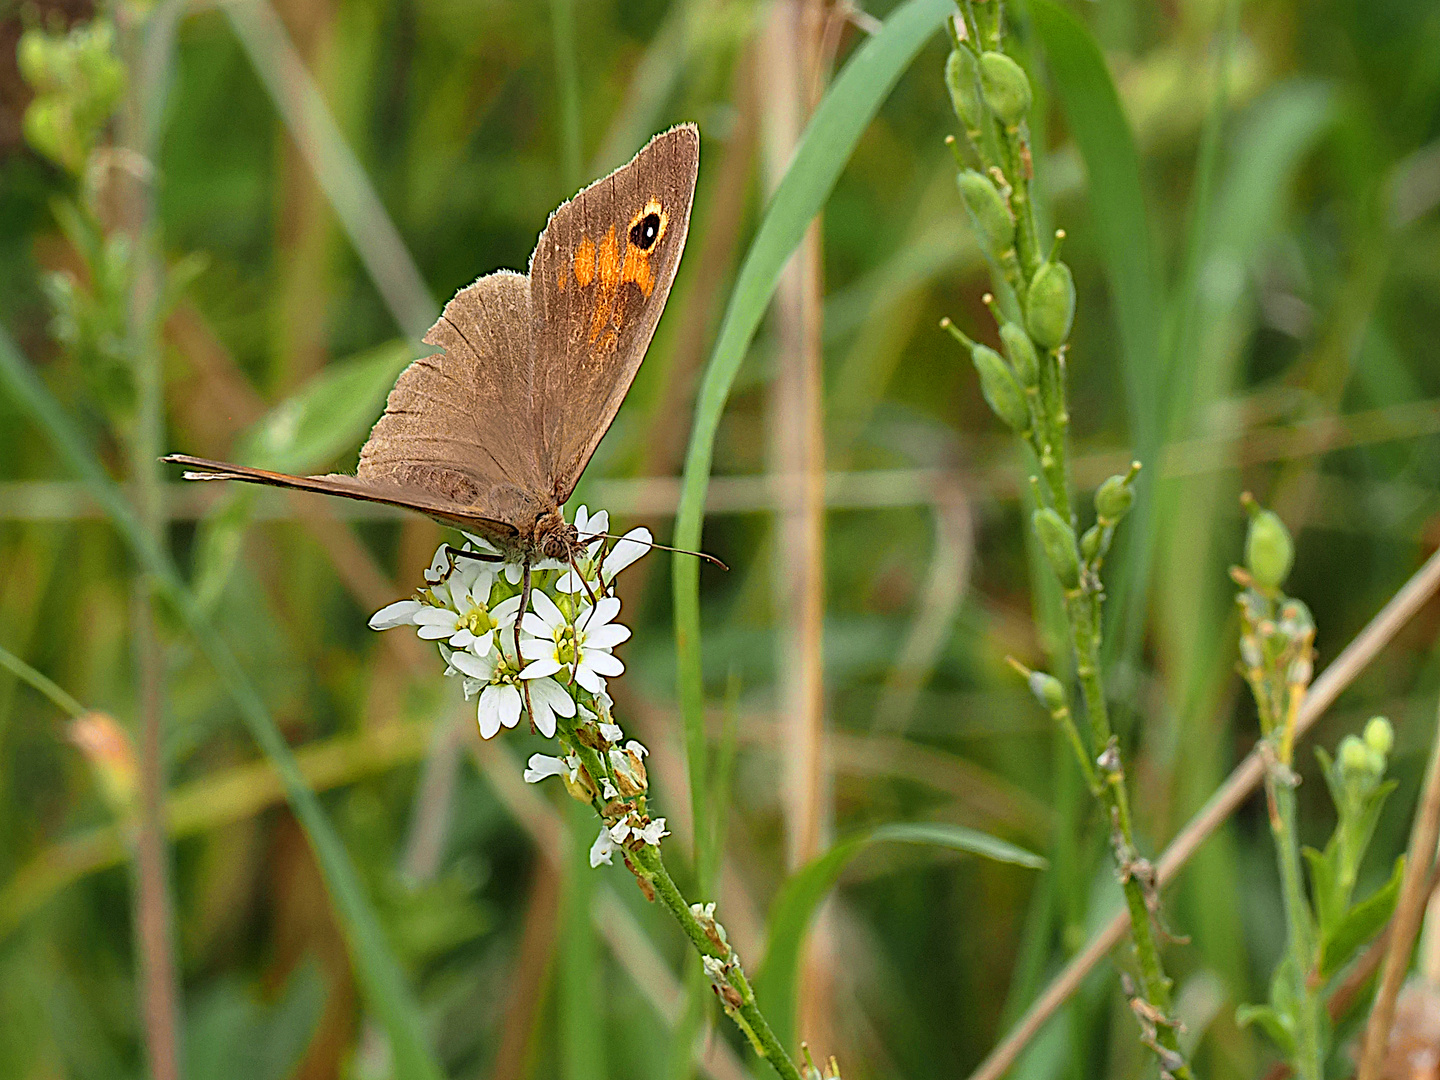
[{"x1": 369, "y1": 505, "x2": 667, "y2": 866}]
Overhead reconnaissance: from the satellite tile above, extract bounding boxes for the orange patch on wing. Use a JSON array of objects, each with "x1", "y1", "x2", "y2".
[
  {"x1": 619, "y1": 246, "x2": 656, "y2": 297},
  {"x1": 573, "y1": 236, "x2": 596, "y2": 287},
  {"x1": 588, "y1": 226, "x2": 622, "y2": 343}
]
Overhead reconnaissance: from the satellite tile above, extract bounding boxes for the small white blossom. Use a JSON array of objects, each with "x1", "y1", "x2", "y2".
[
  {"x1": 369, "y1": 599, "x2": 421, "y2": 630},
  {"x1": 519, "y1": 592, "x2": 629, "y2": 693},
  {"x1": 598, "y1": 722, "x2": 623, "y2": 744},
  {"x1": 590, "y1": 827, "x2": 616, "y2": 867},
  {"x1": 523, "y1": 754, "x2": 567, "y2": 783},
  {"x1": 451, "y1": 633, "x2": 575, "y2": 739},
  {"x1": 413, "y1": 562, "x2": 506, "y2": 651},
  {"x1": 601, "y1": 778, "x2": 620, "y2": 799},
  {"x1": 637, "y1": 817, "x2": 668, "y2": 846},
  {"x1": 603, "y1": 527, "x2": 652, "y2": 579},
  {"x1": 423, "y1": 545, "x2": 453, "y2": 584}
]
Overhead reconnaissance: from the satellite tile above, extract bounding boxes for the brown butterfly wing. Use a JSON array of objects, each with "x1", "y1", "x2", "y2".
[
  {"x1": 356, "y1": 269, "x2": 551, "y2": 535},
  {"x1": 528, "y1": 123, "x2": 699, "y2": 503},
  {"x1": 161, "y1": 455, "x2": 518, "y2": 536}
]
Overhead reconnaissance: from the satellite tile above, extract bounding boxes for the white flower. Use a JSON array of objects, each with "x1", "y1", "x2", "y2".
[
  {"x1": 524, "y1": 754, "x2": 567, "y2": 783},
  {"x1": 519, "y1": 592, "x2": 629, "y2": 694},
  {"x1": 451, "y1": 633, "x2": 575, "y2": 739},
  {"x1": 413, "y1": 562, "x2": 510, "y2": 652},
  {"x1": 423, "y1": 544, "x2": 453, "y2": 584},
  {"x1": 369, "y1": 599, "x2": 421, "y2": 630},
  {"x1": 637, "y1": 817, "x2": 668, "y2": 846},
  {"x1": 601, "y1": 778, "x2": 619, "y2": 799},
  {"x1": 573, "y1": 505, "x2": 610, "y2": 551},
  {"x1": 602, "y1": 527, "x2": 652, "y2": 579},
  {"x1": 598, "y1": 722, "x2": 623, "y2": 744},
  {"x1": 590, "y1": 827, "x2": 616, "y2": 867}
]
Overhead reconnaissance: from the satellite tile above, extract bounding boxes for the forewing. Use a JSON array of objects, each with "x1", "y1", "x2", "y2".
[
  {"x1": 529, "y1": 124, "x2": 699, "y2": 502},
  {"x1": 358, "y1": 270, "x2": 550, "y2": 531},
  {"x1": 161, "y1": 455, "x2": 517, "y2": 537}
]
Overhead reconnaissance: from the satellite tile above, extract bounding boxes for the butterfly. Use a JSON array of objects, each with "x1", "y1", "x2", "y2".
[{"x1": 165, "y1": 125, "x2": 699, "y2": 589}]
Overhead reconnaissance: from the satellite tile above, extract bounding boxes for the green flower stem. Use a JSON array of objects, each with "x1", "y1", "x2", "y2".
[
  {"x1": 1268, "y1": 772, "x2": 1324, "y2": 1080},
  {"x1": 952, "y1": 11, "x2": 1189, "y2": 1070},
  {"x1": 631, "y1": 845, "x2": 805, "y2": 1080},
  {"x1": 552, "y1": 710, "x2": 802, "y2": 1080}
]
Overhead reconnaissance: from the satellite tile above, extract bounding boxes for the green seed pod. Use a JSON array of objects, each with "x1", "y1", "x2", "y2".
[
  {"x1": 1080, "y1": 524, "x2": 1102, "y2": 563},
  {"x1": 978, "y1": 51, "x2": 1032, "y2": 128},
  {"x1": 1245, "y1": 508, "x2": 1294, "y2": 591},
  {"x1": 1032, "y1": 507, "x2": 1080, "y2": 590},
  {"x1": 956, "y1": 170, "x2": 1015, "y2": 258},
  {"x1": 944, "y1": 48, "x2": 984, "y2": 131},
  {"x1": 1028, "y1": 671, "x2": 1067, "y2": 713},
  {"x1": 998, "y1": 321, "x2": 1039, "y2": 387},
  {"x1": 1094, "y1": 474, "x2": 1135, "y2": 524},
  {"x1": 1364, "y1": 716, "x2": 1394, "y2": 758},
  {"x1": 1026, "y1": 260, "x2": 1076, "y2": 349},
  {"x1": 971, "y1": 343, "x2": 1030, "y2": 432}
]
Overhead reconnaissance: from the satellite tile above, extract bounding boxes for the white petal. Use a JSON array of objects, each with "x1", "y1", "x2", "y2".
[
  {"x1": 530, "y1": 589, "x2": 566, "y2": 628},
  {"x1": 492, "y1": 595, "x2": 523, "y2": 628},
  {"x1": 589, "y1": 828, "x2": 614, "y2": 867},
  {"x1": 477, "y1": 690, "x2": 503, "y2": 739},
  {"x1": 496, "y1": 685, "x2": 522, "y2": 729},
  {"x1": 584, "y1": 623, "x2": 631, "y2": 650},
  {"x1": 504, "y1": 563, "x2": 523, "y2": 585},
  {"x1": 519, "y1": 637, "x2": 554, "y2": 662},
  {"x1": 461, "y1": 532, "x2": 503, "y2": 556},
  {"x1": 583, "y1": 596, "x2": 621, "y2": 629},
  {"x1": 598, "y1": 722, "x2": 623, "y2": 744},
  {"x1": 520, "y1": 657, "x2": 563, "y2": 680},
  {"x1": 603, "y1": 528, "x2": 651, "y2": 577},
  {"x1": 640, "y1": 818, "x2": 669, "y2": 846},
  {"x1": 530, "y1": 698, "x2": 556, "y2": 738},
  {"x1": 524, "y1": 754, "x2": 566, "y2": 783},
  {"x1": 574, "y1": 506, "x2": 591, "y2": 533},
  {"x1": 413, "y1": 607, "x2": 456, "y2": 626},
  {"x1": 532, "y1": 678, "x2": 577, "y2": 718},
  {"x1": 574, "y1": 665, "x2": 605, "y2": 695},
  {"x1": 449, "y1": 651, "x2": 491, "y2": 679},
  {"x1": 520, "y1": 613, "x2": 553, "y2": 639},
  {"x1": 416, "y1": 624, "x2": 452, "y2": 640},
  {"x1": 625, "y1": 739, "x2": 648, "y2": 758},
  {"x1": 451, "y1": 629, "x2": 475, "y2": 648},
  {"x1": 469, "y1": 629, "x2": 495, "y2": 657},
  {"x1": 601, "y1": 778, "x2": 619, "y2": 799},
  {"x1": 609, "y1": 821, "x2": 632, "y2": 843},
  {"x1": 584, "y1": 649, "x2": 625, "y2": 677},
  {"x1": 554, "y1": 570, "x2": 585, "y2": 593},
  {"x1": 369, "y1": 599, "x2": 422, "y2": 630}
]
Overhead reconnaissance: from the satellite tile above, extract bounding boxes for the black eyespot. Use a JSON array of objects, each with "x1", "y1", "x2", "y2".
[{"x1": 629, "y1": 212, "x2": 661, "y2": 251}]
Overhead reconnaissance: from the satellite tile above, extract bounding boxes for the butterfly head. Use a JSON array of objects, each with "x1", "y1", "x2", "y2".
[{"x1": 536, "y1": 510, "x2": 582, "y2": 562}]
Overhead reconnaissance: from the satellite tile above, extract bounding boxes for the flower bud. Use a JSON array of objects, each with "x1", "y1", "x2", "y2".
[
  {"x1": 1080, "y1": 523, "x2": 1102, "y2": 563},
  {"x1": 1338, "y1": 734, "x2": 1370, "y2": 776},
  {"x1": 944, "y1": 48, "x2": 984, "y2": 131},
  {"x1": 1032, "y1": 507, "x2": 1080, "y2": 590},
  {"x1": 1094, "y1": 473, "x2": 1135, "y2": 524},
  {"x1": 1025, "y1": 259, "x2": 1076, "y2": 349},
  {"x1": 970, "y1": 343, "x2": 1030, "y2": 432},
  {"x1": 998, "y1": 321, "x2": 1039, "y2": 387},
  {"x1": 560, "y1": 761, "x2": 599, "y2": 804},
  {"x1": 1245, "y1": 508, "x2": 1294, "y2": 591},
  {"x1": 609, "y1": 741, "x2": 649, "y2": 798},
  {"x1": 956, "y1": 169, "x2": 1015, "y2": 258},
  {"x1": 1027, "y1": 671, "x2": 1066, "y2": 713},
  {"x1": 979, "y1": 50, "x2": 1032, "y2": 127},
  {"x1": 1364, "y1": 716, "x2": 1394, "y2": 759}
]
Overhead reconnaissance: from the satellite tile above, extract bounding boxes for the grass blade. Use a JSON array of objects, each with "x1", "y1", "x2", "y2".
[
  {"x1": 754, "y1": 823, "x2": 1045, "y2": 1054},
  {"x1": 0, "y1": 327, "x2": 447, "y2": 1080},
  {"x1": 670, "y1": 0, "x2": 954, "y2": 895}
]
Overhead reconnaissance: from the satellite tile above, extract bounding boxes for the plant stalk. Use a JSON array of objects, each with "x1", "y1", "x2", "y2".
[{"x1": 1267, "y1": 773, "x2": 1324, "y2": 1079}]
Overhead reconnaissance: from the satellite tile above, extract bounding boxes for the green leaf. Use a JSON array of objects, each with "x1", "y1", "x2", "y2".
[
  {"x1": 0, "y1": 325, "x2": 447, "y2": 1080},
  {"x1": 670, "y1": 0, "x2": 954, "y2": 890},
  {"x1": 1235, "y1": 1003, "x2": 1296, "y2": 1059},
  {"x1": 754, "y1": 822, "x2": 1044, "y2": 1054},
  {"x1": 1303, "y1": 844, "x2": 1342, "y2": 941},
  {"x1": 238, "y1": 340, "x2": 415, "y2": 473},
  {"x1": 1320, "y1": 855, "x2": 1405, "y2": 980}
]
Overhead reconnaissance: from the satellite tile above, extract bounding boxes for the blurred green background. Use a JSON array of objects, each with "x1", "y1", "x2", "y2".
[{"x1": 2, "y1": 0, "x2": 1440, "y2": 1077}]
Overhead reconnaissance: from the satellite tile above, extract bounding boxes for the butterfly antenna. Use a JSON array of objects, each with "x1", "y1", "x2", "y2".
[{"x1": 583, "y1": 533, "x2": 729, "y2": 571}]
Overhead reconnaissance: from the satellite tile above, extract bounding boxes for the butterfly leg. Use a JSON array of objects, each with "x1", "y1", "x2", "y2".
[
  {"x1": 445, "y1": 544, "x2": 503, "y2": 564},
  {"x1": 516, "y1": 559, "x2": 537, "y2": 733}
]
